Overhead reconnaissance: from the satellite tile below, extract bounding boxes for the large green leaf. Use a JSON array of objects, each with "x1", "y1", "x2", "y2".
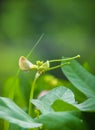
[
  {"x1": 52, "y1": 98, "x2": 95, "y2": 112},
  {"x1": 52, "y1": 99, "x2": 80, "y2": 112},
  {"x1": 61, "y1": 60, "x2": 95, "y2": 98},
  {"x1": 32, "y1": 86, "x2": 76, "y2": 114},
  {"x1": 52, "y1": 97, "x2": 95, "y2": 112},
  {"x1": 0, "y1": 97, "x2": 42, "y2": 128},
  {"x1": 77, "y1": 98, "x2": 95, "y2": 112},
  {"x1": 35, "y1": 112, "x2": 86, "y2": 130}
]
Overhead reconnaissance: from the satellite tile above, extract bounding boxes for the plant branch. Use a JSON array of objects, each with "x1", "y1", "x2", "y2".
[
  {"x1": 49, "y1": 55, "x2": 80, "y2": 63},
  {"x1": 47, "y1": 62, "x2": 70, "y2": 71}
]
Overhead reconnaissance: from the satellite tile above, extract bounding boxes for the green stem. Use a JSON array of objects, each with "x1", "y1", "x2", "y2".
[
  {"x1": 49, "y1": 55, "x2": 80, "y2": 63},
  {"x1": 28, "y1": 73, "x2": 39, "y2": 116},
  {"x1": 47, "y1": 62, "x2": 70, "y2": 71}
]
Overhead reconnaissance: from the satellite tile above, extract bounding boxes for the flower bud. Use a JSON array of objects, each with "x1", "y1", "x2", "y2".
[
  {"x1": 19, "y1": 56, "x2": 37, "y2": 71},
  {"x1": 40, "y1": 60, "x2": 50, "y2": 71},
  {"x1": 37, "y1": 60, "x2": 50, "y2": 74}
]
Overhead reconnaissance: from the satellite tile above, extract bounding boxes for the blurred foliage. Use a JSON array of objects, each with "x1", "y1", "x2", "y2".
[
  {"x1": 1, "y1": 59, "x2": 95, "y2": 130},
  {"x1": 0, "y1": 0, "x2": 95, "y2": 95}
]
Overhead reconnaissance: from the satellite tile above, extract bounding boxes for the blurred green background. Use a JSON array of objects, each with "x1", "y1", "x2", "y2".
[{"x1": 0, "y1": 0, "x2": 95, "y2": 95}]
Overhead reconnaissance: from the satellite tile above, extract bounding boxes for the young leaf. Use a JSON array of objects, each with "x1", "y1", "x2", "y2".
[
  {"x1": 61, "y1": 60, "x2": 95, "y2": 98},
  {"x1": 35, "y1": 112, "x2": 86, "y2": 130},
  {"x1": 32, "y1": 86, "x2": 76, "y2": 114},
  {"x1": 0, "y1": 97, "x2": 42, "y2": 128}
]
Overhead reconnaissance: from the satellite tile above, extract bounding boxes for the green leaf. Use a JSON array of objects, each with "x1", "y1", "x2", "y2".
[
  {"x1": 19, "y1": 73, "x2": 31, "y2": 107},
  {"x1": 77, "y1": 98, "x2": 95, "y2": 112},
  {"x1": 52, "y1": 99, "x2": 80, "y2": 112},
  {"x1": 3, "y1": 77, "x2": 19, "y2": 99},
  {"x1": 9, "y1": 123, "x2": 21, "y2": 130},
  {"x1": 32, "y1": 86, "x2": 76, "y2": 114},
  {"x1": 3, "y1": 77, "x2": 26, "y2": 108},
  {"x1": 61, "y1": 60, "x2": 95, "y2": 98},
  {"x1": 0, "y1": 97, "x2": 42, "y2": 128},
  {"x1": 36, "y1": 112, "x2": 86, "y2": 130}
]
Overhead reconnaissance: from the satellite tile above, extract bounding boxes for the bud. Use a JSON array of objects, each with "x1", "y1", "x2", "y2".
[
  {"x1": 36, "y1": 61, "x2": 43, "y2": 66},
  {"x1": 42, "y1": 60, "x2": 50, "y2": 71},
  {"x1": 37, "y1": 60, "x2": 50, "y2": 74},
  {"x1": 19, "y1": 56, "x2": 37, "y2": 71}
]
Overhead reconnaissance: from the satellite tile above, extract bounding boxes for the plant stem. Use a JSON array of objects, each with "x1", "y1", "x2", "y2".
[
  {"x1": 28, "y1": 73, "x2": 39, "y2": 116},
  {"x1": 48, "y1": 62, "x2": 70, "y2": 71},
  {"x1": 49, "y1": 55, "x2": 80, "y2": 63}
]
